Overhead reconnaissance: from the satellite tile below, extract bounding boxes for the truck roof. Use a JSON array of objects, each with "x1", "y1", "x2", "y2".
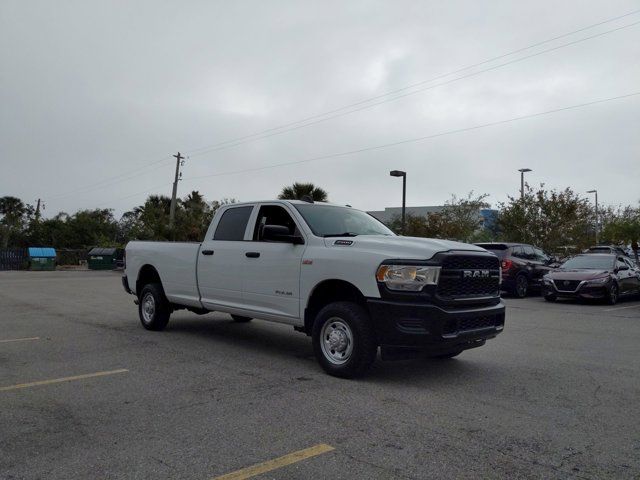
[{"x1": 222, "y1": 200, "x2": 346, "y2": 207}]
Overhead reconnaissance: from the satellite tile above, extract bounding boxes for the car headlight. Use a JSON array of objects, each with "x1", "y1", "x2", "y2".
[
  {"x1": 376, "y1": 264, "x2": 441, "y2": 291},
  {"x1": 586, "y1": 276, "x2": 609, "y2": 284},
  {"x1": 543, "y1": 277, "x2": 553, "y2": 285}
]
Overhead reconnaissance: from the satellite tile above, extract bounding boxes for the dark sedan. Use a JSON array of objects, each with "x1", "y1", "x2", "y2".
[{"x1": 542, "y1": 254, "x2": 640, "y2": 304}]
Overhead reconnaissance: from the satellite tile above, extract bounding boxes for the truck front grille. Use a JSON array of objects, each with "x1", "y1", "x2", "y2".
[{"x1": 437, "y1": 255, "x2": 500, "y2": 300}]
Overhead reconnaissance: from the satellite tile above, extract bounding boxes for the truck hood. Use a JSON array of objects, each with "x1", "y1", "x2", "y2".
[{"x1": 323, "y1": 235, "x2": 487, "y2": 260}]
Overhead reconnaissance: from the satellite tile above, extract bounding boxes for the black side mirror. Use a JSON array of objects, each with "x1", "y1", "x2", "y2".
[
  {"x1": 617, "y1": 264, "x2": 629, "y2": 272},
  {"x1": 262, "y1": 225, "x2": 304, "y2": 244}
]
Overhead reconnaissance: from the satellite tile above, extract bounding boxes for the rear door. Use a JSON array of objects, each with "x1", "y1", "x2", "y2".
[
  {"x1": 197, "y1": 205, "x2": 255, "y2": 310},
  {"x1": 241, "y1": 204, "x2": 306, "y2": 320}
]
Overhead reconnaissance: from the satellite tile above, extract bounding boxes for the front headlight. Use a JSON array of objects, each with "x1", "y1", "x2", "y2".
[
  {"x1": 586, "y1": 276, "x2": 609, "y2": 284},
  {"x1": 376, "y1": 264, "x2": 441, "y2": 291},
  {"x1": 543, "y1": 276, "x2": 553, "y2": 285}
]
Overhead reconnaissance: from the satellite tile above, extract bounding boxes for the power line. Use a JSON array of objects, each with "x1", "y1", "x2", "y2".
[
  {"x1": 184, "y1": 13, "x2": 640, "y2": 158},
  {"x1": 45, "y1": 156, "x2": 174, "y2": 201},
  {"x1": 181, "y1": 92, "x2": 640, "y2": 181},
  {"x1": 40, "y1": 8, "x2": 640, "y2": 203}
]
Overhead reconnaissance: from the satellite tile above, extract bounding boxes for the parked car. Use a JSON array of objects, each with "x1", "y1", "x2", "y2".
[
  {"x1": 474, "y1": 243, "x2": 558, "y2": 298},
  {"x1": 542, "y1": 254, "x2": 640, "y2": 304},
  {"x1": 584, "y1": 245, "x2": 629, "y2": 257},
  {"x1": 123, "y1": 200, "x2": 505, "y2": 378}
]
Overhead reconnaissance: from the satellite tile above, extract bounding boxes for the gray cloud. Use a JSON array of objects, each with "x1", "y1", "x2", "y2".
[{"x1": 1, "y1": 0, "x2": 639, "y2": 217}]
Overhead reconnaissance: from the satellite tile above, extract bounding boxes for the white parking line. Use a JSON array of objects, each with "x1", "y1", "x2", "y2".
[
  {"x1": 0, "y1": 337, "x2": 40, "y2": 344},
  {"x1": 604, "y1": 304, "x2": 640, "y2": 312}
]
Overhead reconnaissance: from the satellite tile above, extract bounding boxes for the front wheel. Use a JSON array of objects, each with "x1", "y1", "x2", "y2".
[
  {"x1": 138, "y1": 283, "x2": 170, "y2": 331},
  {"x1": 606, "y1": 283, "x2": 619, "y2": 305},
  {"x1": 312, "y1": 302, "x2": 377, "y2": 378}
]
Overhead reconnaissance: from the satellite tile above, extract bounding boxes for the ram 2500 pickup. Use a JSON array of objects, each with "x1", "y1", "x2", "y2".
[{"x1": 123, "y1": 199, "x2": 505, "y2": 378}]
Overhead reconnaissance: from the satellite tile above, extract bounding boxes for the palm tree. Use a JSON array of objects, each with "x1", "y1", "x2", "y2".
[{"x1": 278, "y1": 183, "x2": 328, "y2": 202}]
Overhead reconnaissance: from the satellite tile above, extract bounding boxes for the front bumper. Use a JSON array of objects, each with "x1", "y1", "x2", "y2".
[
  {"x1": 367, "y1": 299, "x2": 505, "y2": 354},
  {"x1": 543, "y1": 281, "x2": 609, "y2": 299}
]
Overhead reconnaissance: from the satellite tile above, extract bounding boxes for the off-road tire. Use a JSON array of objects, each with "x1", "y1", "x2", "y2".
[
  {"x1": 312, "y1": 301, "x2": 377, "y2": 379},
  {"x1": 138, "y1": 283, "x2": 171, "y2": 331}
]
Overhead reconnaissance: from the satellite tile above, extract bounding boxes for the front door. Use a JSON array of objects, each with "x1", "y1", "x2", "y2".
[{"x1": 242, "y1": 204, "x2": 306, "y2": 320}]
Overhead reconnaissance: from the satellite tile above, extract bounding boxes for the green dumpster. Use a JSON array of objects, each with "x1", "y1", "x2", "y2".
[
  {"x1": 28, "y1": 247, "x2": 56, "y2": 271},
  {"x1": 87, "y1": 247, "x2": 122, "y2": 270}
]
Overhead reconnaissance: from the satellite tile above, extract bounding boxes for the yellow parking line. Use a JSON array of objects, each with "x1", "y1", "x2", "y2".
[
  {"x1": 213, "y1": 443, "x2": 335, "y2": 480},
  {"x1": 0, "y1": 369, "x2": 128, "y2": 392},
  {"x1": 0, "y1": 337, "x2": 40, "y2": 344}
]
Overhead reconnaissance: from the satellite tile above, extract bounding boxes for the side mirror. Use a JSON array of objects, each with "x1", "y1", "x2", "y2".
[
  {"x1": 262, "y1": 225, "x2": 304, "y2": 244},
  {"x1": 617, "y1": 264, "x2": 629, "y2": 272}
]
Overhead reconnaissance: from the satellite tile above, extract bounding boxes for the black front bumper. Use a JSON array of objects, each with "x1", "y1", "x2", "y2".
[{"x1": 367, "y1": 299, "x2": 505, "y2": 356}]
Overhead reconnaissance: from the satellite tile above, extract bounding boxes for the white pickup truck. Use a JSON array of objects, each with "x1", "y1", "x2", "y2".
[{"x1": 123, "y1": 199, "x2": 505, "y2": 377}]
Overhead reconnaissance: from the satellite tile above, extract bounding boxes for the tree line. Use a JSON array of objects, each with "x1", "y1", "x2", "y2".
[{"x1": 1, "y1": 182, "x2": 638, "y2": 259}]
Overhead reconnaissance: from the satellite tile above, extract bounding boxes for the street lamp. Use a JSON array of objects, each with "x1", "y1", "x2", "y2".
[
  {"x1": 390, "y1": 170, "x2": 406, "y2": 235},
  {"x1": 518, "y1": 168, "x2": 532, "y2": 200},
  {"x1": 587, "y1": 189, "x2": 599, "y2": 244}
]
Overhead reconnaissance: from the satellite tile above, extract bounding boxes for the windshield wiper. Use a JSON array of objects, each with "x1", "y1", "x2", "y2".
[{"x1": 323, "y1": 232, "x2": 359, "y2": 238}]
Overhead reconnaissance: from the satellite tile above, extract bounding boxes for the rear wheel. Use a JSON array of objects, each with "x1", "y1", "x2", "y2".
[
  {"x1": 312, "y1": 302, "x2": 377, "y2": 378},
  {"x1": 138, "y1": 283, "x2": 170, "y2": 331},
  {"x1": 514, "y1": 275, "x2": 529, "y2": 298},
  {"x1": 231, "y1": 314, "x2": 252, "y2": 323},
  {"x1": 606, "y1": 283, "x2": 619, "y2": 305}
]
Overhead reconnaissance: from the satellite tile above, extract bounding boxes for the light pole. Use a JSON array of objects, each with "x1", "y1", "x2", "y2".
[
  {"x1": 587, "y1": 189, "x2": 598, "y2": 244},
  {"x1": 390, "y1": 170, "x2": 406, "y2": 235},
  {"x1": 518, "y1": 168, "x2": 532, "y2": 200}
]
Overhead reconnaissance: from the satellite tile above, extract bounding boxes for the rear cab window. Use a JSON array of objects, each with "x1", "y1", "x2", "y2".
[{"x1": 213, "y1": 206, "x2": 254, "y2": 241}]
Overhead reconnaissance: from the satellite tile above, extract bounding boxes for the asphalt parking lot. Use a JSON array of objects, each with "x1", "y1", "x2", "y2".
[{"x1": 1, "y1": 271, "x2": 639, "y2": 479}]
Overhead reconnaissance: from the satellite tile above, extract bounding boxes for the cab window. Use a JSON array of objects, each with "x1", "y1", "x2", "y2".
[
  {"x1": 253, "y1": 205, "x2": 299, "y2": 241},
  {"x1": 213, "y1": 206, "x2": 253, "y2": 241}
]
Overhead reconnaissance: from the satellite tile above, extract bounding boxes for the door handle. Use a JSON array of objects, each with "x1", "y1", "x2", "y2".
[
  {"x1": 201, "y1": 250, "x2": 214, "y2": 256},
  {"x1": 245, "y1": 252, "x2": 260, "y2": 258}
]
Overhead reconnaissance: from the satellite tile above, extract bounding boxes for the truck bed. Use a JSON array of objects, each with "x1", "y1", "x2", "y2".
[{"x1": 125, "y1": 241, "x2": 202, "y2": 308}]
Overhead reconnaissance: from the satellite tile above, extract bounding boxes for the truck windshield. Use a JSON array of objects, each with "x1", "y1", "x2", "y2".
[{"x1": 294, "y1": 204, "x2": 394, "y2": 237}]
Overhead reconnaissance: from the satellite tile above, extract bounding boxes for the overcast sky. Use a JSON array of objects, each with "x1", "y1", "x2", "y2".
[{"x1": 1, "y1": 1, "x2": 639, "y2": 218}]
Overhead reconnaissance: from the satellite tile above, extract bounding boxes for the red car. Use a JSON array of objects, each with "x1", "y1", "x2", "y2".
[{"x1": 542, "y1": 254, "x2": 640, "y2": 304}]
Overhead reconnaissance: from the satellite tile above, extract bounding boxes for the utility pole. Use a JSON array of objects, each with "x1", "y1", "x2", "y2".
[
  {"x1": 389, "y1": 170, "x2": 407, "y2": 235},
  {"x1": 587, "y1": 189, "x2": 598, "y2": 244},
  {"x1": 35, "y1": 198, "x2": 44, "y2": 222},
  {"x1": 518, "y1": 168, "x2": 532, "y2": 200},
  {"x1": 169, "y1": 152, "x2": 185, "y2": 231}
]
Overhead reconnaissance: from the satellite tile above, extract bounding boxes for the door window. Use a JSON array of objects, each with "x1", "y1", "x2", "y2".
[
  {"x1": 510, "y1": 246, "x2": 523, "y2": 258},
  {"x1": 520, "y1": 245, "x2": 535, "y2": 260},
  {"x1": 533, "y1": 247, "x2": 550, "y2": 263},
  {"x1": 213, "y1": 206, "x2": 253, "y2": 240},
  {"x1": 253, "y1": 205, "x2": 299, "y2": 241}
]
